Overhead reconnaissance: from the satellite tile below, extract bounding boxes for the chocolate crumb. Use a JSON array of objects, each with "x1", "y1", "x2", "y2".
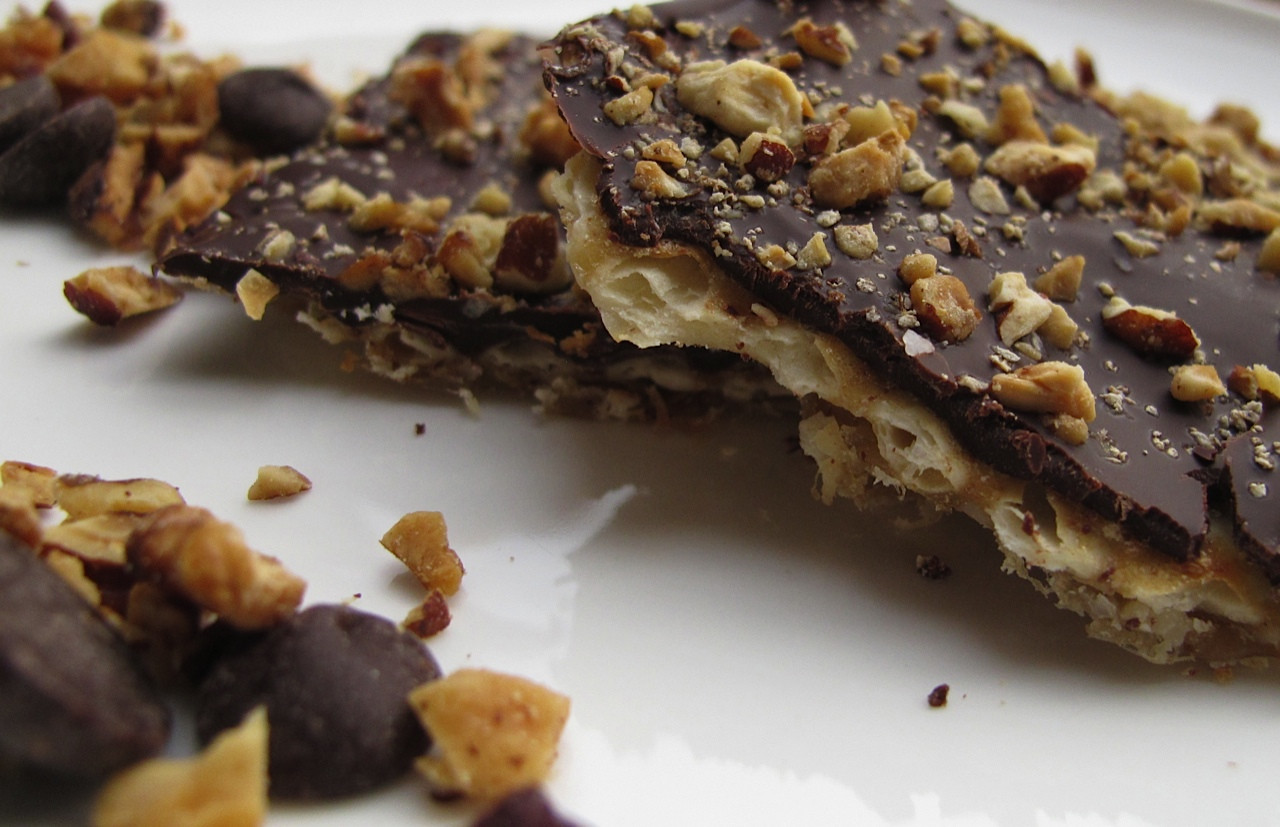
[
  {"x1": 414, "y1": 423, "x2": 426, "y2": 436},
  {"x1": 928, "y1": 683, "x2": 950, "y2": 708}
]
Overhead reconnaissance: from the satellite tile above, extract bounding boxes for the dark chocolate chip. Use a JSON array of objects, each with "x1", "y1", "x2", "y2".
[
  {"x1": 195, "y1": 603, "x2": 441, "y2": 800},
  {"x1": 0, "y1": 529, "x2": 170, "y2": 777},
  {"x1": 217, "y1": 68, "x2": 332, "y2": 156},
  {"x1": 0, "y1": 96, "x2": 115, "y2": 207},
  {"x1": 473, "y1": 787, "x2": 582, "y2": 827},
  {"x1": 0, "y1": 75, "x2": 60, "y2": 156}
]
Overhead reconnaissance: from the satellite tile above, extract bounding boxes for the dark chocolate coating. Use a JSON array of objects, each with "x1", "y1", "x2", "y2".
[
  {"x1": 543, "y1": 0, "x2": 1280, "y2": 570},
  {"x1": 0, "y1": 529, "x2": 170, "y2": 777},
  {"x1": 0, "y1": 95, "x2": 114, "y2": 207},
  {"x1": 195, "y1": 604, "x2": 441, "y2": 800}
]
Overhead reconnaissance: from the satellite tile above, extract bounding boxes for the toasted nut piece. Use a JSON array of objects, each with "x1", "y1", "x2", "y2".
[
  {"x1": 493, "y1": 213, "x2": 572, "y2": 294},
  {"x1": 409, "y1": 669, "x2": 570, "y2": 800},
  {"x1": 833, "y1": 223, "x2": 878, "y2": 259},
  {"x1": 128, "y1": 504, "x2": 305, "y2": 629},
  {"x1": 402, "y1": 590, "x2": 452, "y2": 638},
  {"x1": 41, "y1": 513, "x2": 143, "y2": 567},
  {"x1": 1113, "y1": 230, "x2": 1160, "y2": 259},
  {"x1": 842, "y1": 100, "x2": 908, "y2": 145},
  {"x1": 983, "y1": 141, "x2": 1096, "y2": 203},
  {"x1": 389, "y1": 57, "x2": 473, "y2": 135},
  {"x1": 0, "y1": 486, "x2": 42, "y2": 547},
  {"x1": 246, "y1": 465, "x2": 311, "y2": 501},
  {"x1": 676, "y1": 59, "x2": 806, "y2": 146},
  {"x1": 1170, "y1": 365, "x2": 1226, "y2": 402},
  {"x1": 603, "y1": 84, "x2": 655, "y2": 126},
  {"x1": 1228, "y1": 364, "x2": 1280, "y2": 404},
  {"x1": 1034, "y1": 255, "x2": 1085, "y2": 301},
  {"x1": 438, "y1": 212, "x2": 507, "y2": 289},
  {"x1": 921, "y1": 178, "x2": 954, "y2": 209},
  {"x1": 1256, "y1": 228, "x2": 1280, "y2": 274},
  {"x1": 1, "y1": 460, "x2": 58, "y2": 507},
  {"x1": 47, "y1": 29, "x2": 153, "y2": 105},
  {"x1": 64, "y1": 266, "x2": 183, "y2": 327},
  {"x1": 640, "y1": 138, "x2": 686, "y2": 168},
  {"x1": 955, "y1": 18, "x2": 989, "y2": 49},
  {"x1": 755, "y1": 243, "x2": 797, "y2": 270},
  {"x1": 349, "y1": 193, "x2": 448, "y2": 236},
  {"x1": 380, "y1": 511, "x2": 465, "y2": 597},
  {"x1": 809, "y1": 130, "x2": 905, "y2": 208},
  {"x1": 301, "y1": 177, "x2": 367, "y2": 212},
  {"x1": 1159, "y1": 152, "x2": 1203, "y2": 197},
  {"x1": 57, "y1": 475, "x2": 184, "y2": 521},
  {"x1": 1046, "y1": 413, "x2": 1090, "y2": 446},
  {"x1": 935, "y1": 100, "x2": 989, "y2": 139},
  {"x1": 739, "y1": 131, "x2": 795, "y2": 182},
  {"x1": 911, "y1": 275, "x2": 981, "y2": 343},
  {"x1": 968, "y1": 176, "x2": 1010, "y2": 215},
  {"x1": 518, "y1": 97, "x2": 580, "y2": 168},
  {"x1": 988, "y1": 271, "x2": 1053, "y2": 345},
  {"x1": 938, "y1": 142, "x2": 980, "y2": 178},
  {"x1": 986, "y1": 84, "x2": 1047, "y2": 145},
  {"x1": 1196, "y1": 199, "x2": 1280, "y2": 234},
  {"x1": 1039, "y1": 303, "x2": 1079, "y2": 350},
  {"x1": 786, "y1": 17, "x2": 857, "y2": 66},
  {"x1": 234, "y1": 270, "x2": 278, "y2": 321},
  {"x1": 631, "y1": 159, "x2": 690, "y2": 199},
  {"x1": 92, "y1": 706, "x2": 267, "y2": 827},
  {"x1": 898, "y1": 252, "x2": 938, "y2": 285},
  {"x1": 990, "y1": 361, "x2": 1096, "y2": 422},
  {"x1": 727, "y1": 24, "x2": 762, "y2": 50},
  {"x1": 1100, "y1": 297, "x2": 1200, "y2": 361},
  {"x1": 472, "y1": 182, "x2": 513, "y2": 216},
  {"x1": 795, "y1": 232, "x2": 832, "y2": 271}
]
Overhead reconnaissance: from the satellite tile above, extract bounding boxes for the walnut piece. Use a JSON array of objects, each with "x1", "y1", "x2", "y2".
[
  {"x1": 128, "y1": 504, "x2": 306, "y2": 629},
  {"x1": 409, "y1": 669, "x2": 570, "y2": 800},
  {"x1": 631, "y1": 159, "x2": 690, "y2": 199},
  {"x1": 1033, "y1": 255, "x2": 1085, "y2": 302},
  {"x1": 234, "y1": 270, "x2": 278, "y2": 321},
  {"x1": 990, "y1": 361, "x2": 1096, "y2": 422},
  {"x1": 983, "y1": 140, "x2": 1096, "y2": 203},
  {"x1": 739, "y1": 131, "x2": 795, "y2": 183},
  {"x1": 246, "y1": 465, "x2": 311, "y2": 501},
  {"x1": 56, "y1": 474, "x2": 184, "y2": 521},
  {"x1": 1, "y1": 460, "x2": 58, "y2": 507},
  {"x1": 911, "y1": 275, "x2": 981, "y2": 343},
  {"x1": 988, "y1": 271, "x2": 1053, "y2": 346},
  {"x1": 786, "y1": 17, "x2": 857, "y2": 66},
  {"x1": 676, "y1": 59, "x2": 807, "y2": 146},
  {"x1": 92, "y1": 706, "x2": 267, "y2": 827},
  {"x1": 1100, "y1": 297, "x2": 1200, "y2": 361},
  {"x1": 1227, "y1": 364, "x2": 1280, "y2": 404},
  {"x1": 1170, "y1": 364, "x2": 1226, "y2": 402},
  {"x1": 64, "y1": 266, "x2": 183, "y2": 326},
  {"x1": 380, "y1": 511, "x2": 465, "y2": 596},
  {"x1": 809, "y1": 130, "x2": 905, "y2": 208}
]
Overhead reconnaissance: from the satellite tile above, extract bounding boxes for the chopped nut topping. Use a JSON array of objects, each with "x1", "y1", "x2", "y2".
[
  {"x1": 92, "y1": 707, "x2": 267, "y2": 827},
  {"x1": 809, "y1": 130, "x2": 905, "y2": 208},
  {"x1": 1257, "y1": 228, "x2": 1280, "y2": 274},
  {"x1": 834, "y1": 223, "x2": 879, "y2": 259},
  {"x1": 1033, "y1": 255, "x2": 1085, "y2": 302},
  {"x1": 983, "y1": 140, "x2": 1096, "y2": 203},
  {"x1": 1170, "y1": 364, "x2": 1226, "y2": 402},
  {"x1": 988, "y1": 271, "x2": 1053, "y2": 346},
  {"x1": 640, "y1": 138, "x2": 686, "y2": 167},
  {"x1": 57, "y1": 474, "x2": 184, "y2": 521},
  {"x1": 1113, "y1": 230, "x2": 1161, "y2": 259},
  {"x1": 739, "y1": 131, "x2": 795, "y2": 182},
  {"x1": 727, "y1": 24, "x2": 762, "y2": 50},
  {"x1": 1046, "y1": 413, "x2": 1090, "y2": 446},
  {"x1": 676, "y1": 59, "x2": 807, "y2": 146},
  {"x1": 795, "y1": 232, "x2": 832, "y2": 270},
  {"x1": 756, "y1": 243, "x2": 798, "y2": 270},
  {"x1": 968, "y1": 176, "x2": 1010, "y2": 215},
  {"x1": 1228, "y1": 364, "x2": 1280, "y2": 404},
  {"x1": 1039, "y1": 304, "x2": 1079, "y2": 350},
  {"x1": 302, "y1": 177, "x2": 368, "y2": 212},
  {"x1": 234, "y1": 270, "x2": 279, "y2": 321},
  {"x1": 380, "y1": 510, "x2": 465, "y2": 597},
  {"x1": 246, "y1": 465, "x2": 311, "y2": 501},
  {"x1": 921, "y1": 179, "x2": 954, "y2": 209},
  {"x1": 64, "y1": 266, "x2": 183, "y2": 326},
  {"x1": 990, "y1": 361, "x2": 1096, "y2": 421},
  {"x1": 128, "y1": 504, "x2": 306, "y2": 629},
  {"x1": 911, "y1": 275, "x2": 981, "y2": 343},
  {"x1": 898, "y1": 252, "x2": 939, "y2": 285},
  {"x1": 939, "y1": 142, "x2": 980, "y2": 178},
  {"x1": 631, "y1": 159, "x2": 690, "y2": 199},
  {"x1": 408, "y1": 669, "x2": 570, "y2": 800},
  {"x1": 786, "y1": 17, "x2": 857, "y2": 66},
  {"x1": 986, "y1": 84, "x2": 1047, "y2": 145},
  {"x1": 1100, "y1": 297, "x2": 1200, "y2": 361},
  {"x1": 1196, "y1": 199, "x2": 1280, "y2": 234},
  {"x1": 935, "y1": 100, "x2": 989, "y2": 139},
  {"x1": 602, "y1": 84, "x2": 655, "y2": 126}
]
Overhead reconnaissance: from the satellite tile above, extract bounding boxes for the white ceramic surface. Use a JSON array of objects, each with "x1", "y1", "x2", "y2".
[{"x1": 4, "y1": 1, "x2": 1280, "y2": 825}]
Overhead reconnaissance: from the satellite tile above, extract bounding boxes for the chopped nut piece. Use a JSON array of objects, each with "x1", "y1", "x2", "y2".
[
  {"x1": 898, "y1": 252, "x2": 938, "y2": 285},
  {"x1": 301, "y1": 177, "x2": 368, "y2": 212},
  {"x1": 1170, "y1": 364, "x2": 1226, "y2": 402},
  {"x1": 1100, "y1": 297, "x2": 1200, "y2": 361},
  {"x1": 640, "y1": 138, "x2": 686, "y2": 168},
  {"x1": 983, "y1": 141, "x2": 1096, "y2": 203},
  {"x1": 955, "y1": 18, "x2": 989, "y2": 49},
  {"x1": 990, "y1": 361, "x2": 1096, "y2": 421},
  {"x1": 1227, "y1": 364, "x2": 1280, "y2": 404},
  {"x1": 472, "y1": 182, "x2": 513, "y2": 216},
  {"x1": 939, "y1": 142, "x2": 980, "y2": 178},
  {"x1": 1113, "y1": 230, "x2": 1161, "y2": 259},
  {"x1": 968, "y1": 176, "x2": 1010, "y2": 215},
  {"x1": 1046, "y1": 413, "x2": 1090, "y2": 445},
  {"x1": 921, "y1": 178, "x2": 954, "y2": 209},
  {"x1": 1, "y1": 460, "x2": 57, "y2": 508},
  {"x1": 834, "y1": 223, "x2": 879, "y2": 259},
  {"x1": 676, "y1": 59, "x2": 807, "y2": 146},
  {"x1": 92, "y1": 706, "x2": 267, "y2": 827},
  {"x1": 935, "y1": 100, "x2": 989, "y2": 139},
  {"x1": 128, "y1": 504, "x2": 306, "y2": 629},
  {"x1": 795, "y1": 232, "x2": 832, "y2": 270},
  {"x1": 988, "y1": 271, "x2": 1053, "y2": 345},
  {"x1": 409, "y1": 669, "x2": 570, "y2": 800},
  {"x1": 57, "y1": 475, "x2": 184, "y2": 521},
  {"x1": 349, "y1": 193, "x2": 449, "y2": 236},
  {"x1": 1033, "y1": 255, "x2": 1085, "y2": 302},
  {"x1": 786, "y1": 17, "x2": 857, "y2": 66},
  {"x1": 1039, "y1": 303, "x2": 1079, "y2": 350},
  {"x1": 40, "y1": 512, "x2": 141, "y2": 567},
  {"x1": 246, "y1": 465, "x2": 311, "y2": 501},
  {"x1": 1196, "y1": 199, "x2": 1280, "y2": 235},
  {"x1": 47, "y1": 29, "x2": 153, "y2": 105},
  {"x1": 64, "y1": 266, "x2": 183, "y2": 326},
  {"x1": 402, "y1": 590, "x2": 452, "y2": 638},
  {"x1": 631, "y1": 159, "x2": 690, "y2": 199},
  {"x1": 739, "y1": 131, "x2": 795, "y2": 182},
  {"x1": 602, "y1": 84, "x2": 655, "y2": 126},
  {"x1": 1159, "y1": 152, "x2": 1203, "y2": 197},
  {"x1": 493, "y1": 213, "x2": 572, "y2": 294},
  {"x1": 756, "y1": 243, "x2": 797, "y2": 270},
  {"x1": 234, "y1": 270, "x2": 278, "y2": 321},
  {"x1": 380, "y1": 511, "x2": 465, "y2": 596},
  {"x1": 986, "y1": 84, "x2": 1047, "y2": 145},
  {"x1": 911, "y1": 275, "x2": 981, "y2": 343},
  {"x1": 809, "y1": 130, "x2": 905, "y2": 208},
  {"x1": 727, "y1": 24, "x2": 762, "y2": 50},
  {"x1": 1257, "y1": 228, "x2": 1280, "y2": 274}
]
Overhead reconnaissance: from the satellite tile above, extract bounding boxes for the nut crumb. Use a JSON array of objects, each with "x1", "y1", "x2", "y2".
[{"x1": 246, "y1": 465, "x2": 311, "y2": 501}]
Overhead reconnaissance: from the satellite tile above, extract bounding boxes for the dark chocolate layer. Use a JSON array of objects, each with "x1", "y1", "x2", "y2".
[{"x1": 544, "y1": 0, "x2": 1280, "y2": 567}]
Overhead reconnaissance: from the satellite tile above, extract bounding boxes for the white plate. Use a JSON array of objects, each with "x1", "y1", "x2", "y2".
[{"x1": 4, "y1": 1, "x2": 1280, "y2": 825}]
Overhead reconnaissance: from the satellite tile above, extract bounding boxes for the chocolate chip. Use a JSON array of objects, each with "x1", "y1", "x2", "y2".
[
  {"x1": 217, "y1": 68, "x2": 332, "y2": 156},
  {"x1": 0, "y1": 529, "x2": 170, "y2": 777},
  {"x1": 0, "y1": 96, "x2": 115, "y2": 207},
  {"x1": 0, "y1": 75, "x2": 60, "y2": 156},
  {"x1": 195, "y1": 603, "x2": 441, "y2": 800}
]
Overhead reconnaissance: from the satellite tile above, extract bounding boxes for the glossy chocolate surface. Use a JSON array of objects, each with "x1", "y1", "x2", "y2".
[{"x1": 544, "y1": 0, "x2": 1280, "y2": 566}]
